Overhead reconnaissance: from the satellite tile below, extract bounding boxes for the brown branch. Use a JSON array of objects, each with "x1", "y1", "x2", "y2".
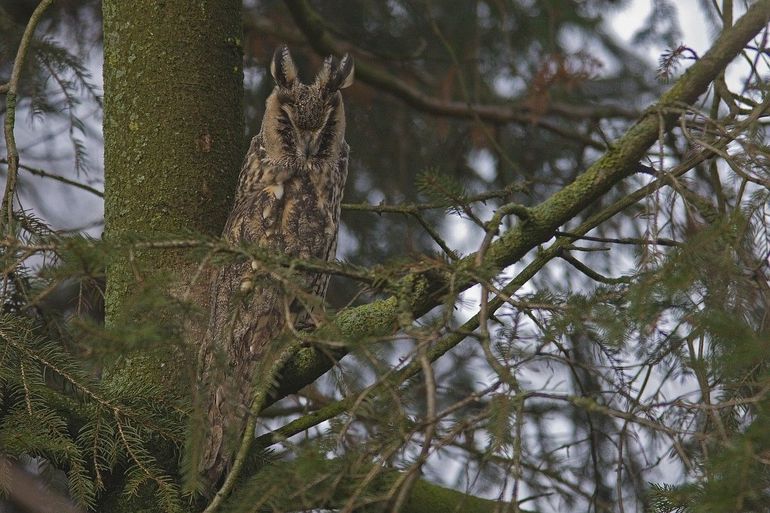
[{"x1": 282, "y1": 0, "x2": 637, "y2": 126}]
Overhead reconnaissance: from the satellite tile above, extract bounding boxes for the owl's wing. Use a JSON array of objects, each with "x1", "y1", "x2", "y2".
[
  {"x1": 198, "y1": 139, "x2": 348, "y2": 488},
  {"x1": 225, "y1": 133, "x2": 298, "y2": 246},
  {"x1": 303, "y1": 141, "x2": 349, "y2": 303},
  {"x1": 230, "y1": 134, "x2": 266, "y2": 208},
  {"x1": 197, "y1": 135, "x2": 293, "y2": 486}
]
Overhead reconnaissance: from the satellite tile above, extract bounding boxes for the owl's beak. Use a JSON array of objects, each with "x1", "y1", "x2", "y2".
[{"x1": 298, "y1": 132, "x2": 320, "y2": 163}]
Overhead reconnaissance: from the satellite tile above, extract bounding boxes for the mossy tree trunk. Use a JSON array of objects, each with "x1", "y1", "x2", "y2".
[
  {"x1": 102, "y1": 0, "x2": 243, "y2": 342},
  {"x1": 101, "y1": 2, "x2": 242, "y2": 510}
]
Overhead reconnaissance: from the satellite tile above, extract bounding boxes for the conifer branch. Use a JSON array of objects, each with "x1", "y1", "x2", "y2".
[{"x1": 1, "y1": 0, "x2": 55, "y2": 233}]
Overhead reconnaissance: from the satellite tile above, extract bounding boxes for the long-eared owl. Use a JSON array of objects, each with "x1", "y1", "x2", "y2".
[{"x1": 198, "y1": 46, "x2": 354, "y2": 486}]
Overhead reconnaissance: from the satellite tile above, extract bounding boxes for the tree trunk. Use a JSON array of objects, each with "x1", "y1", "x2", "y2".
[
  {"x1": 101, "y1": 1, "x2": 242, "y2": 510},
  {"x1": 103, "y1": 0, "x2": 243, "y2": 326}
]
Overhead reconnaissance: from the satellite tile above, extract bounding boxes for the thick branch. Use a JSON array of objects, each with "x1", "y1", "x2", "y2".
[
  {"x1": 401, "y1": 477, "x2": 532, "y2": 513},
  {"x1": 269, "y1": 0, "x2": 770, "y2": 403},
  {"x1": 242, "y1": 459, "x2": 532, "y2": 513}
]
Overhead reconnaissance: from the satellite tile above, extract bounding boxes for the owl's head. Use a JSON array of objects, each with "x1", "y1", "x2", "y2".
[{"x1": 267, "y1": 46, "x2": 354, "y2": 163}]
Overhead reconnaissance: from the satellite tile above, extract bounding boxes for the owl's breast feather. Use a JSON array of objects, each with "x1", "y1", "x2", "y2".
[{"x1": 263, "y1": 183, "x2": 284, "y2": 201}]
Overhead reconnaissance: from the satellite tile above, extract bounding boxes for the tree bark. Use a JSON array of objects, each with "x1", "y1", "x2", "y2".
[
  {"x1": 103, "y1": 0, "x2": 243, "y2": 328},
  {"x1": 101, "y1": 1, "x2": 242, "y2": 510}
]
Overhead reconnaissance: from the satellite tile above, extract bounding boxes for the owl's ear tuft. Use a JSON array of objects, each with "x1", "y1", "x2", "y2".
[
  {"x1": 315, "y1": 55, "x2": 335, "y2": 87},
  {"x1": 319, "y1": 54, "x2": 354, "y2": 92},
  {"x1": 271, "y1": 45, "x2": 297, "y2": 88},
  {"x1": 331, "y1": 54, "x2": 354, "y2": 90}
]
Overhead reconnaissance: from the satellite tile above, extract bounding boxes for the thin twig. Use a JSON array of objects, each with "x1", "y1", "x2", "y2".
[
  {"x1": 554, "y1": 231, "x2": 681, "y2": 247},
  {"x1": 0, "y1": 159, "x2": 104, "y2": 198},
  {"x1": 559, "y1": 251, "x2": 632, "y2": 285}
]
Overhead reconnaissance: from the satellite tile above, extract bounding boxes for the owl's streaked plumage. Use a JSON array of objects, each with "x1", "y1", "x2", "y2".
[{"x1": 198, "y1": 46, "x2": 353, "y2": 486}]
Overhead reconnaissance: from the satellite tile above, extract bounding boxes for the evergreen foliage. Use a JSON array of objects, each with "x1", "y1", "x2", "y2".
[{"x1": 1, "y1": 1, "x2": 769, "y2": 512}]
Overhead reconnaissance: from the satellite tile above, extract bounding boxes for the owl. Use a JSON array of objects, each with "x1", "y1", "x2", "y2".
[{"x1": 197, "y1": 46, "x2": 354, "y2": 487}]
